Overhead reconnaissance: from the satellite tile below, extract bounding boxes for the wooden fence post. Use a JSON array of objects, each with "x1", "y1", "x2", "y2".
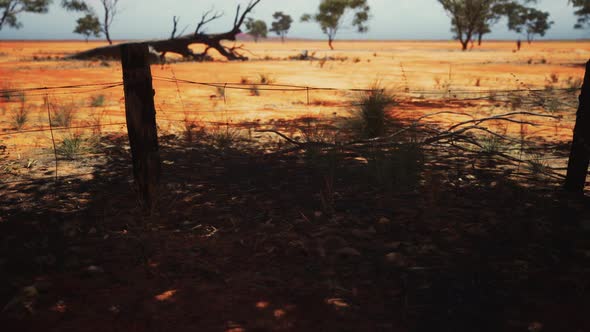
[
  {"x1": 121, "y1": 43, "x2": 161, "y2": 209},
  {"x1": 565, "y1": 60, "x2": 590, "y2": 193}
]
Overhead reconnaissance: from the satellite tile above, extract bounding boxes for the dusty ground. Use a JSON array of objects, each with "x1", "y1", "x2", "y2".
[
  {"x1": 0, "y1": 40, "x2": 587, "y2": 177},
  {"x1": 1, "y1": 40, "x2": 590, "y2": 331}
]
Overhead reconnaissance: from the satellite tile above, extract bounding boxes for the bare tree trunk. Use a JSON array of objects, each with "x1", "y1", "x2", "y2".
[
  {"x1": 105, "y1": 29, "x2": 112, "y2": 45},
  {"x1": 565, "y1": 60, "x2": 590, "y2": 193},
  {"x1": 461, "y1": 40, "x2": 469, "y2": 51},
  {"x1": 102, "y1": 0, "x2": 113, "y2": 45}
]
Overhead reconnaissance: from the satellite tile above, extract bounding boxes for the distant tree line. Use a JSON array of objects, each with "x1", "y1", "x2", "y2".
[{"x1": 0, "y1": 0, "x2": 588, "y2": 50}]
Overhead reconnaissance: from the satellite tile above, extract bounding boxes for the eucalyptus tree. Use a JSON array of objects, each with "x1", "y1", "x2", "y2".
[
  {"x1": 437, "y1": 0, "x2": 544, "y2": 50},
  {"x1": 301, "y1": 0, "x2": 370, "y2": 50},
  {"x1": 569, "y1": 0, "x2": 590, "y2": 28},
  {"x1": 270, "y1": 11, "x2": 292, "y2": 42},
  {"x1": 0, "y1": 0, "x2": 52, "y2": 30},
  {"x1": 62, "y1": 0, "x2": 119, "y2": 44}
]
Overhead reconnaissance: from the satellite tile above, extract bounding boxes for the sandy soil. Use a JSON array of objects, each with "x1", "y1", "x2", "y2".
[
  {"x1": 1, "y1": 40, "x2": 590, "y2": 332},
  {"x1": 0, "y1": 40, "x2": 588, "y2": 179}
]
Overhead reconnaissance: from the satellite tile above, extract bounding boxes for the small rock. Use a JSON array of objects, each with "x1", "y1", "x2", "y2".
[
  {"x1": 385, "y1": 252, "x2": 407, "y2": 267},
  {"x1": 378, "y1": 217, "x2": 391, "y2": 225},
  {"x1": 325, "y1": 298, "x2": 349, "y2": 309},
  {"x1": 86, "y1": 265, "x2": 104, "y2": 274}
]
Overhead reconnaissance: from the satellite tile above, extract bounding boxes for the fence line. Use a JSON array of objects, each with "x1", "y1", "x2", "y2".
[
  {"x1": 0, "y1": 78, "x2": 578, "y2": 98},
  {"x1": 0, "y1": 73, "x2": 581, "y2": 192},
  {"x1": 0, "y1": 123, "x2": 127, "y2": 137}
]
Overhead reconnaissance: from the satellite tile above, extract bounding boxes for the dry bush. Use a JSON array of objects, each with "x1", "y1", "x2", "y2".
[
  {"x1": 11, "y1": 101, "x2": 30, "y2": 130},
  {"x1": 90, "y1": 95, "x2": 106, "y2": 107},
  {"x1": 51, "y1": 103, "x2": 75, "y2": 128},
  {"x1": 346, "y1": 84, "x2": 397, "y2": 139}
]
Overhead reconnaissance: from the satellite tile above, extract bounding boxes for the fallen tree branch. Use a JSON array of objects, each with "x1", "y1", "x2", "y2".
[{"x1": 66, "y1": 0, "x2": 262, "y2": 62}]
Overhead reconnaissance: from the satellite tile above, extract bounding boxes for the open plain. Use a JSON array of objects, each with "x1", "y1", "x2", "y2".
[{"x1": 1, "y1": 40, "x2": 590, "y2": 332}]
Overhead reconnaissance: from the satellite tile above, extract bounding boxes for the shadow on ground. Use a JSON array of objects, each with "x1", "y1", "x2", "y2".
[{"x1": 1, "y1": 122, "x2": 590, "y2": 332}]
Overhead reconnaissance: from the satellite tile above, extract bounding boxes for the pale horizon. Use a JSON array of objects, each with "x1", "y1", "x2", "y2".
[{"x1": 0, "y1": 0, "x2": 588, "y2": 41}]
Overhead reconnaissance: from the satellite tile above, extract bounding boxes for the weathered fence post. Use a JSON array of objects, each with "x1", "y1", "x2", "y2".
[
  {"x1": 121, "y1": 43, "x2": 161, "y2": 209},
  {"x1": 565, "y1": 60, "x2": 590, "y2": 193}
]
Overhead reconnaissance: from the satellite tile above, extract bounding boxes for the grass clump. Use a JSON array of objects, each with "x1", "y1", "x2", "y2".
[
  {"x1": 258, "y1": 74, "x2": 274, "y2": 85},
  {"x1": 216, "y1": 86, "x2": 226, "y2": 98},
  {"x1": 56, "y1": 134, "x2": 98, "y2": 160},
  {"x1": 207, "y1": 126, "x2": 244, "y2": 150},
  {"x1": 480, "y1": 135, "x2": 504, "y2": 155},
  {"x1": 347, "y1": 84, "x2": 396, "y2": 138},
  {"x1": 565, "y1": 76, "x2": 583, "y2": 93},
  {"x1": 11, "y1": 102, "x2": 30, "y2": 130},
  {"x1": 525, "y1": 153, "x2": 550, "y2": 178},
  {"x1": 51, "y1": 104, "x2": 75, "y2": 128},
  {"x1": 181, "y1": 116, "x2": 205, "y2": 143},
  {"x1": 56, "y1": 135, "x2": 86, "y2": 159},
  {"x1": 249, "y1": 85, "x2": 260, "y2": 96},
  {"x1": 90, "y1": 94, "x2": 106, "y2": 107}
]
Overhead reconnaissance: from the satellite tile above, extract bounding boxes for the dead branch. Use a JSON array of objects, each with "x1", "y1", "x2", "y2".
[
  {"x1": 171, "y1": 16, "x2": 179, "y2": 39},
  {"x1": 66, "y1": 0, "x2": 262, "y2": 62},
  {"x1": 195, "y1": 9, "x2": 223, "y2": 35},
  {"x1": 447, "y1": 111, "x2": 561, "y2": 132}
]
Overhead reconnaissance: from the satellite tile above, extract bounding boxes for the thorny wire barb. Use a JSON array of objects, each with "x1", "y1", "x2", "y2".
[
  {"x1": 0, "y1": 123, "x2": 128, "y2": 137},
  {"x1": 0, "y1": 84, "x2": 124, "y2": 99},
  {"x1": 0, "y1": 82, "x2": 124, "y2": 95},
  {"x1": 0, "y1": 78, "x2": 576, "y2": 100},
  {"x1": 0, "y1": 74, "x2": 578, "y2": 183}
]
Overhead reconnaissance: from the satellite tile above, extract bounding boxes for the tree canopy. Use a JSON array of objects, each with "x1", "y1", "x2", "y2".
[
  {"x1": 0, "y1": 0, "x2": 51, "y2": 30},
  {"x1": 301, "y1": 0, "x2": 370, "y2": 50},
  {"x1": 569, "y1": 0, "x2": 590, "y2": 28},
  {"x1": 505, "y1": 5, "x2": 553, "y2": 42},
  {"x1": 74, "y1": 13, "x2": 101, "y2": 41},
  {"x1": 62, "y1": 0, "x2": 119, "y2": 44},
  {"x1": 437, "y1": 0, "x2": 549, "y2": 50},
  {"x1": 270, "y1": 11, "x2": 292, "y2": 42},
  {"x1": 245, "y1": 18, "x2": 267, "y2": 42}
]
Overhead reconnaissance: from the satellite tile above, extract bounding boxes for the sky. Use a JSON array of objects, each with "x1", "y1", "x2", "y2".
[{"x1": 0, "y1": 0, "x2": 588, "y2": 41}]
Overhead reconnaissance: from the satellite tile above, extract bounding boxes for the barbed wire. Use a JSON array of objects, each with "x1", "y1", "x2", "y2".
[
  {"x1": 0, "y1": 77, "x2": 578, "y2": 100},
  {"x1": 0, "y1": 123, "x2": 127, "y2": 137},
  {"x1": 0, "y1": 75, "x2": 581, "y2": 189},
  {"x1": 0, "y1": 82, "x2": 124, "y2": 94}
]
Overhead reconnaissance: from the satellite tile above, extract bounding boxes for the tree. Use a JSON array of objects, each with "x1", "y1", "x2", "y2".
[
  {"x1": 270, "y1": 11, "x2": 292, "y2": 42},
  {"x1": 245, "y1": 18, "x2": 267, "y2": 42},
  {"x1": 569, "y1": 0, "x2": 590, "y2": 28},
  {"x1": 74, "y1": 13, "x2": 101, "y2": 41},
  {"x1": 67, "y1": 0, "x2": 262, "y2": 62},
  {"x1": 437, "y1": 0, "x2": 540, "y2": 51},
  {"x1": 506, "y1": 6, "x2": 553, "y2": 43},
  {"x1": 0, "y1": 0, "x2": 51, "y2": 31},
  {"x1": 62, "y1": 0, "x2": 119, "y2": 45},
  {"x1": 301, "y1": 0, "x2": 370, "y2": 50}
]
